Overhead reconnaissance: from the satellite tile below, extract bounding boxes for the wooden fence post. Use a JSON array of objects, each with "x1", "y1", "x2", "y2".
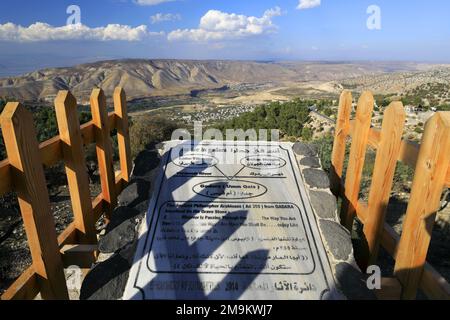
[
  {"x1": 330, "y1": 90, "x2": 352, "y2": 195},
  {"x1": 114, "y1": 87, "x2": 132, "y2": 182},
  {"x1": 340, "y1": 91, "x2": 374, "y2": 230},
  {"x1": 55, "y1": 91, "x2": 97, "y2": 245},
  {"x1": 362, "y1": 102, "x2": 406, "y2": 267},
  {"x1": 90, "y1": 89, "x2": 117, "y2": 217},
  {"x1": 394, "y1": 112, "x2": 450, "y2": 300},
  {"x1": 0, "y1": 103, "x2": 69, "y2": 300}
]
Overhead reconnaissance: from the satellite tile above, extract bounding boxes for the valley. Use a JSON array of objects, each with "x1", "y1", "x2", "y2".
[{"x1": 1, "y1": 59, "x2": 449, "y2": 132}]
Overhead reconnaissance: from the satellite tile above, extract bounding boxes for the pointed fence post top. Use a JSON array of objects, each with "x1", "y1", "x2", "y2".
[
  {"x1": 114, "y1": 87, "x2": 127, "y2": 116},
  {"x1": 90, "y1": 88, "x2": 106, "y2": 111},
  {"x1": 55, "y1": 91, "x2": 80, "y2": 142},
  {"x1": 90, "y1": 88, "x2": 108, "y2": 129},
  {"x1": 0, "y1": 102, "x2": 36, "y2": 171},
  {"x1": 0, "y1": 102, "x2": 30, "y2": 124},
  {"x1": 431, "y1": 111, "x2": 450, "y2": 127},
  {"x1": 337, "y1": 90, "x2": 353, "y2": 117},
  {"x1": 55, "y1": 90, "x2": 76, "y2": 107},
  {"x1": 91, "y1": 87, "x2": 105, "y2": 100},
  {"x1": 384, "y1": 101, "x2": 406, "y2": 119},
  {"x1": 356, "y1": 91, "x2": 375, "y2": 118},
  {"x1": 339, "y1": 89, "x2": 352, "y2": 102},
  {"x1": 420, "y1": 111, "x2": 450, "y2": 164}
]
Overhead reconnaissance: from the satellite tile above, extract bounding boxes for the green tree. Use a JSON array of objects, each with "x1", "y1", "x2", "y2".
[
  {"x1": 130, "y1": 115, "x2": 179, "y2": 157},
  {"x1": 220, "y1": 99, "x2": 311, "y2": 139},
  {"x1": 437, "y1": 104, "x2": 450, "y2": 111},
  {"x1": 311, "y1": 134, "x2": 334, "y2": 172},
  {"x1": 301, "y1": 127, "x2": 313, "y2": 142}
]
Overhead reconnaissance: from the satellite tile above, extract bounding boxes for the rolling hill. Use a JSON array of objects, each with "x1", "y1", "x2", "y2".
[{"x1": 0, "y1": 59, "x2": 443, "y2": 103}]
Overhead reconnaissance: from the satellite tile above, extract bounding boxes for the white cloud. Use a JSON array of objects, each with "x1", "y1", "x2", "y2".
[
  {"x1": 0, "y1": 22, "x2": 163, "y2": 42},
  {"x1": 134, "y1": 0, "x2": 176, "y2": 6},
  {"x1": 151, "y1": 13, "x2": 181, "y2": 24},
  {"x1": 168, "y1": 7, "x2": 282, "y2": 42},
  {"x1": 297, "y1": 0, "x2": 321, "y2": 10}
]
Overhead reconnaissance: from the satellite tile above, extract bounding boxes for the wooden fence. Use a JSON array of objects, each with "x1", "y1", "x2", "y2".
[
  {"x1": 0, "y1": 87, "x2": 131, "y2": 300},
  {"x1": 331, "y1": 90, "x2": 450, "y2": 300}
]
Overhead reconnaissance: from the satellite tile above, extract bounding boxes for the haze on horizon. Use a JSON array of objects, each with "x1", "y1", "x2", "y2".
[{"x1": 1, "y1": 0, "x2": 450, "y2": 77}]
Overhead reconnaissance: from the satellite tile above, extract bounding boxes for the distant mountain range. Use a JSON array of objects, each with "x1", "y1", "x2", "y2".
[{"x1": 0, "y1": 59, "x2": 444, "y2": 103}]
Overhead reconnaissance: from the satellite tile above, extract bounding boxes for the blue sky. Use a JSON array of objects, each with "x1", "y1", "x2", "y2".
[{"x1": 1, "y1": 0, "x2": 450, "y2": 75}]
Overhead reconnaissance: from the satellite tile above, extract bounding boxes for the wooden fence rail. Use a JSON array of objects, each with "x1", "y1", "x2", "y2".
[
  {"x1": 0, "y1": 87, "x2": 131, "y2": 300},
  {"x1": 331, "y1": 90, "x2": 450, "y2": 300}
]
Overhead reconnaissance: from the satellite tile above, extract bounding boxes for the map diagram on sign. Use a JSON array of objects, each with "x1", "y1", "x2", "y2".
[{"x1": 124, "y1": 140, "x2": 339, "y2": 300}]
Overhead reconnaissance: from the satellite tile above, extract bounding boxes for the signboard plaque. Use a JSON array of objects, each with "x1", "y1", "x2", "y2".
[{"x1": 124, "y1": 141, "x2": 339, "y2": 300}]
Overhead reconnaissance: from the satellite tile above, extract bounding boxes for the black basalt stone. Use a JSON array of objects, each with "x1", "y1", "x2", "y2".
[
  {"x1": 293, "y1": 142, "x2": 317, "y2": 157},
  {"x1": 319, "y1": 220, "x2": 352, "y2": 261},
  {"x1": 133, "y1": 150, "x2": 160, "y2": 178},
  {"x1": 335, "y1": 262, "x2": 377, "y2": 300},
  {"x1": 309, "y1": 191, "x2": 337, "y2": 219},
  {"x1": 80, "y1": 242, "x2": 136, "y2": 300},
  {"x1": 300, "y1": 157, "x2": 321, "y2": 168},
  {"x1": 98, "y1": 207, "x2": 143, "y2": 254},
  {"x1": 303, "y1": 168, "x2": 330, "y2": 189},
  {"x1": 118, "y1": 178, "x2": 151, "y2": 208}
]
